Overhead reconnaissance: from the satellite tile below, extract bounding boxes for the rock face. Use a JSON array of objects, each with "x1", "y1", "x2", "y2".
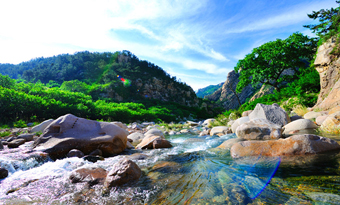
[
  {"x1": 33, "y1": 114, "x2": 129, "y2": 159},
  {"x1": 249, "y1": 103, "x2": 290, "y2": 126},
  {"x1": 231, "y1": 134, "x2": 340, "y2": 158},
  {"x1": 70, "y1": 167, "x2": 107, "y2": 185},
  {"x1": 320, "y1": 111, "x2": 340, "y2": 132},
  {"x1": 314, "y1": 37, "x2": 340, "y2": 111},
  {"x1": 283, "y1": 119, "x2": 318, "y2": 134},
  {"x1": 30, "y1": 119, "x2": 54, "y2": 133},
  {"x1": 104, "y1": 159, "x2": 141, "y2": 188},
  {"x1": 205, "y1": 70, "x2": 259, "y2": 110},
  {"x1": 236, "y1": 119, "x2": 282, "y2": 140}
]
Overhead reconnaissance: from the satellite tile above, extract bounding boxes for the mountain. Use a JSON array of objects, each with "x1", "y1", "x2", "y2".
[
  {"x1": 0, "y1": 51, "x2": 199, "y2": 107},
  {"x1": 196, "y1": 82, "x2": 223, "y2": 98}
]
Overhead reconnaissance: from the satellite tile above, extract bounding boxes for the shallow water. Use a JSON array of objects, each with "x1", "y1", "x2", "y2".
[{"x1": 1, "y1": 133, "x2": 340, "y2": 204}]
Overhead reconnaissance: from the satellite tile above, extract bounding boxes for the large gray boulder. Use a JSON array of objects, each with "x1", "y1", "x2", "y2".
[
  {"x1": 231, "y1": 117, "x2": 250, "y2": 133},
  {"x1": 33, "y1": 114, "x2": 129, "y2": 159},
  {"x1": 127, "y1": 132, "x2": 145, "y2": 145},
  {"x1": 283, "y1": 119, "x2": 318, "y2": 134},
  {"x1": 104, "y1": 159, "x2": 141, "y2": 188},
  {"x1": 249, "y1": 103, "x2": 290, "y2": 127},
  {"x1": 236, "y1": 119, "x2": 282, "y2": 140},
  {"x1": 231, "y1": 134, "x2": 340, "y2": 158},
  {"x1": 30, "y1": 119, "x2": 54, "y2": 133}
]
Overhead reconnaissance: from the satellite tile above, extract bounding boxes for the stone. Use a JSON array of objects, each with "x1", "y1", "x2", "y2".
[
  {"x1": 231, "y1": 117, "x2": 250, "y2": 133},
  {"x1": 144, "y1": 128, "x2": 164, "y2": 138},
  {"x1": 210, "y1": 126, "x2": 231, "y2": 136},
  {"x1": 127, "y1": 132, "x2": 145, "y2": 145},
  {"x1": 30, "y1": 119, "x2": 54, "y2": 133},
  {"x1": 67, "y1": 149, "x2": 85, "y2": 158},
  {"x1": 70, "y1": 167, "x2": 107, "y2": 185},
  {"x1": 168, "y1": 131, "x2": 176, "y2": 135},
  {"x1": 153, "y1": 139, "x2": 172, "y2": 149},
  {"x1": 249, "y1": 103, "x2": 290, "y2": 126},
  {"x1": 135, "y1": 134, "x2": 164, "y2": 149},
  {"x1": 33, "y1": 114, "x2": 129, "y2": 159},
  {"x1": 241, "y1": 110, "x2": 253, "y2": 117},
  {"x1": 0, "y1": 140, "x2": 3, "y2": 150},
  {"x1": 283, "y1": 119, "x2": 318, "y2": 134},
  {"x1": 320, "y1": 111, "x2": 340, "y2": 133},
  {"x1": 316, "y1": 115, "x2": 328, "y2": 126},
  {"x1": 131, "y1": 124, "x2": 142, "y2": 130},
  {"x1": 111, "y1": 122, "x2": 128, "y2": 130},
  {"x1": 89, "y1": 149, "x2": 103, "y2": 156},
  {"x1": 236, "y1": 119, "x2": 282, "y2": 140},
  {"x1": 127, "y1": 153, "x2": 148, "y2": 160},
  {"x1": 290, "y1": 115, "x2": 303, "y2": 122},
  {"x1": 8, "y1": 138, "x2": 26, "y2": 148},
  {"x1": 125, "y1": 141, "x2": 134, "y2": 149},
  {"x1": 104, "y1": 159, "x2": 141, "y2": 188},
  {"x1": 180, "y1": 129, "x2": 190, "y2": 134},
  {"x1": 217, "y1": 138, "x2": 245, "y2": 150},
  {"x1": 202, "y1": 119, "x2": 216, "y2": 126},
  {"x1": 0, "y1": 167, "x2": 8, "y2": 179},
  {"x1": 83, "y1": 155, "x2": 104, "y2": 163},
  {"x1": 303, "y1": 111, "x2": 323, "y2": 120},
  {"x1": 17, "y1": 134, "x2": 34, "y2": 142},
  {"x1": 186, "y1": 121, "x2": 199, "y2": 126},
  {"x1": 231, "y1": 134, "x2": 340, "y2": 158},
  {"x1": 199, "y1": 130, "x2": 210, "y2": 136}
]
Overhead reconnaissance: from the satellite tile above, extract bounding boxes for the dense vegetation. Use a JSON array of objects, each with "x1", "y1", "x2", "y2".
[
  {"x1": 196, "y1": 82, "x2": 223, "y2": 98},
  {"x1": 0, "y1": 74, "x2": 217, "y2": 125}
]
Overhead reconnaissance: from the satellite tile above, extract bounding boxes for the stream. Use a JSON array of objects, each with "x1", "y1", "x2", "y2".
[{"x1": 1, "y1": 133, "x2": 340, "y2": 204}]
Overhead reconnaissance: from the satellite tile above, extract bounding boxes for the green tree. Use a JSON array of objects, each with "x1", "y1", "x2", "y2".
[
  {"x1": 234, "y1": 33, "x2": 317, "y2": 93},
  {"x1": 304, "y1": 1, "x2": 340, "y2": 41}
]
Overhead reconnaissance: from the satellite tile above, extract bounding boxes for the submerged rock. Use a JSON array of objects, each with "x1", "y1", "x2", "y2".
[
  {"x1": 0, "y1": 167, "x2": 8, "y2": 179},
  {"x1": 249, "y1": 103, "x2": 290, "y2": 126},
  {"x1": 104, "y1": 159, "x2": 141, "y2": 188},
  {"x1": 70, "y1": 167, "x2": 107, "y2": 185},
  {"x1": 231, "y1": 134, "x2": 340, "y2": 158},
  {"x1": 236, "y1": 118, "x2": 282, "y2": 140},
  {"x1": 33, "y1": 114, "x2": 129, "y2": 159}
]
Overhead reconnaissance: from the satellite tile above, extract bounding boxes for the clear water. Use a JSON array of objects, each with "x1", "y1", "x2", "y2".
[{"x1": 1, "y1": 133, "x2": 340, "y2": 204}]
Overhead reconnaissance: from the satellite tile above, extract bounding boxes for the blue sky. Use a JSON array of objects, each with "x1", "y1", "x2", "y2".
[{"x1": 0, "y1": 0, "x2": 338, "y2": 91}]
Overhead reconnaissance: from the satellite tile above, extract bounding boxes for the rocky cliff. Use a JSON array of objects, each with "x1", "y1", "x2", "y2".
[
  {"x1": 205, "y1": 70, "x2": 260, "y2": 110},
  {"x1": 196, "y1": 82, "x2": 224, "y2": 98},
  {"x1": 313, "y1": 37, "x2": 340, "y2": 111}
]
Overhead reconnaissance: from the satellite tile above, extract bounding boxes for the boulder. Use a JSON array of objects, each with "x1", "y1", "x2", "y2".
[
  {"x1": 30, "y1": 119, "x2": 54, "y2": 133},
  {"x1": 231, "y1": 134, "x2": 340, "y2": 158},
  {"x1": 236, "y1": 119, "x2": 282, "y2": 140},
  {"x1": 135, "y1": 134, "x2": 164, "y2": 149},
  {"x1": 127, "y1": 132, "x2": 145, "y2": 145},
  {"x1": 0, "y1": 141, "x2": 3, "y2": 150},
  {"x1": 283, "y1": 119, "x2": 318, "y2": 135},
  {"x1": 242, "y1": 110, "x2": 253, "y2": 117},
  {"x1": 320, "y1": 111, "x2": 340, "y2": 133},
  {"x1": 231, "y1": 117, "x2": 250, "y2": 133},
  {"x1": 67, "y1": 149, "x2": 85, "y2": 158},
  {"x1": 186, "y1": 121, "x2": 199, "y2": 126},
  {"x1": 202, "y1": 119, "x2": 216, "y2": 126},
  {"x1": 210, "y1": 126, "x2": 231, "y2": 136},
  {"x1": 70, "y1": 167, "x2": 107, "y2": 185},
  {"x1": 0, "y1": 167, "x2": 8, "y2": 179},
  {"x1": 33, "y1": 114, "x2": 129, "y2": 159},
  {"x1": 316, "y1": 115, "x2": 328, "y2": 126},
  {"x1": 217, "y1": 138, "x2": 245, "y2": 150},
  {"x1": 144, "y1": 128, "x2": 164, "y2": 138},
  {"x1": 111, "y1": 122, "x2": 128, "y2": 130},
  {"x1": 290, "y1": 115, "x2": 303, "y2": 122},
  {"x1": 303, "y1": 111, "x2": 323, "y2": 120},
  {"x1": 89, "y1": 149, "x2": 103, "y2": 156},
  {"x1": 17, "y1": 134, "x2": 34, "y2": 142},
  {"x1": 180, "y1": 129, "x2": 191, "y2": 134},
  {"x1": 199, "y1": 130, "x2": 210, "y2": 136},
  {"x1": 153, "y1": 139, "x2": 172, "y2": 149},
  {"x1": 169, "y1": 131, "x2": 176, "y2": 135},
  {"x1": 8, "y1": 138, "x2": 26, "y2": 148},
  {"x1": 249, "y1": 103, "x2": 290, "y2": 126},
  {"x1": 104, "y1": 159, "x2": 141, "y2": 188}
]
